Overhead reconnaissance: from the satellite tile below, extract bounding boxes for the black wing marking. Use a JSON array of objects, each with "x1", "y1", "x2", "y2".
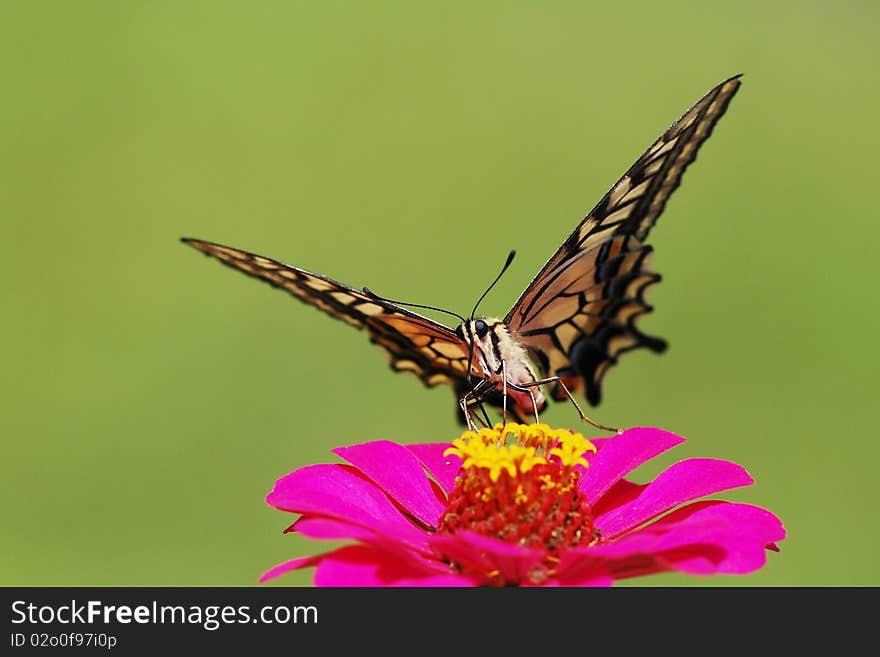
[
  {"x1": 182, "y1": 238, "x2": 473, "y2": 391},
  {"x1": 505, "y1": 76, "x2": 742, "y2": 405}
]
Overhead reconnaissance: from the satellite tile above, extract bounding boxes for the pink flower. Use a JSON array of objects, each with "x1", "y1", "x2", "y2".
[{"x1": 260, "y1": 424, "x2": 784, "y2": 586}]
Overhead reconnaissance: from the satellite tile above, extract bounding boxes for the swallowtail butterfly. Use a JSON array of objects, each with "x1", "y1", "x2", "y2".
[{"x1": 183, "y1": 76, "x2": 741, "y2": 430}]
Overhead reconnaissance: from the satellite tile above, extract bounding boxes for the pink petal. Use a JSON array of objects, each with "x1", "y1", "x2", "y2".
[
  {"x1": 258, "y1": 554, "x2": 323, "y2": 583},
  {"x1": 587, "y1": 515, "x2": 732, "y2": 560},
  {"x1": 652, "y1": 500, "x2": 786, "y2": 545},
  {"x1": 333, "y1": 440, "x2": 445, "y2": 527},
  {"x1": 651, "y1": 502, "x2": 786, "y2": 575},
  {"x1": 289, "y1": 517, "x2": 443, "y2": 570},
  {"x1": 604, "y1": 539, "x2": 758, "y2": 578},
  {"x1": 595, "y1": 458, "x2": 754, "y2": 537},
  {"x1": 653, "y1": 546, "x2": 736, "y2": 575},
  {"x1": 590, "y1": 479, "x2": 646, "y2": 519},
  {"x1": 313, "y1": 545, "x2": 478, "y2": 586},
  {"x1": 580, "y1": 427, "x2": 685, "y2": 505},
  {"x1": 552, "y1": 564, "x2": 614, "y2": 587},
  {"x1": 427, "y1": 478, "x2": 449, "y2": 508},
  {"x1": 405, "y1": 442, "x2": 461, "y2": 495},
  {"x1": 587, "y1": 437, "x2": 612, "y2": 451},
  {"x1": 289, "y1": 516, "x2": 384, "y2": 542},
  {"x1": 267, "y1": 463, "x2": 429, "y2": 549},
  {"x1": 429, "y1": 531, "x2": 546, "y2": 586},
  {"x1": 560, "y1": 501, "x2": 784, "y2": 578}
]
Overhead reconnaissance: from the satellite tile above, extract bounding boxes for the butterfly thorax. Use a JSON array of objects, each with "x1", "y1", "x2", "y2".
[{"x1": 456, "y1": 317, "x2": 545, "y2": 413}]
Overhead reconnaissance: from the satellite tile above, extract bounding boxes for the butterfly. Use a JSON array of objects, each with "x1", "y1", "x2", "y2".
[{"x1": 183, "y1": 75, "x2": 741, "y2": 430}]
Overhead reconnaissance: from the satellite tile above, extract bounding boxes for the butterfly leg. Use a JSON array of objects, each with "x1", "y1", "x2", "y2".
[
  {"x1": 477, "y1": 399, "x2": 492, "y2": 429},
  {"x1": 506, "y1": 382, "x2": 541, "y2": 424},
  {"x1": 501, "y1": 361, "x2": 509, "y2": 426},
  {"x1": 518, "y1": 377, "x2": 619, "y2": 433},
  {"x1": 475, "y1": 400, "x2": 492, "y2": 429},
  {"x1": 466, "y1": 395, "x2": 493, "y2": 429},
  {"x1": 459, "y1": 379, "x2": 493, "y2": 431},
  {"x1": 459, "y1": 396, "x2": 477, "y2": 432}
]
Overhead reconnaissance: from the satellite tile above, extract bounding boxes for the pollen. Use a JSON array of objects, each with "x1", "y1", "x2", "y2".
[{"x1": 438, "y1": 424, "x2": 600, "y2": 574}]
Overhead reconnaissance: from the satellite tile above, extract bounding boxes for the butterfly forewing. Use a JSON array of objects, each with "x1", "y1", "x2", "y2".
[
  {"x1": 182, "y1": 239, "x2": 471, "y2": 390},
  {"x1": 505, "y1": 75, "x2": 742, "y2": 405}
]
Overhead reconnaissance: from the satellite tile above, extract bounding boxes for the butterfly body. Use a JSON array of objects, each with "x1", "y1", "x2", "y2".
[
  {"x1": 454, "y1": 317, "x2": 547, "y2": 419},
  {"x1": 183, "y1": 75, "x2": 742, "y2": 428}
]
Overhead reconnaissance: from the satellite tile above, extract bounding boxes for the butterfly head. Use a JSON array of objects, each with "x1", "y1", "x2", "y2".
[
  {"x1": 455, "y1": 317, "x2": 506, "y2": 379},
  {"x1": 455, "y1": 318, "x2": 493, "y2": 341}
]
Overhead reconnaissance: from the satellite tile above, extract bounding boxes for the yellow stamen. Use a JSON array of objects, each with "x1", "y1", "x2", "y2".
[
  {"x1": 444, "y1": 423, "x2": 596, "y2": 482},
  {"x1": 550, "y1": 430, "x2": 596, "y2": 468}
]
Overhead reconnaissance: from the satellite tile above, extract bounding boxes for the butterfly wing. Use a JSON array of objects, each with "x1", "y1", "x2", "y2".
[
  {"x1": 182, "y1": 238, "x2": 473, "y2": 393},
  {"x1": 505, "y1": 75, "x2": 742, "y2": 405}
]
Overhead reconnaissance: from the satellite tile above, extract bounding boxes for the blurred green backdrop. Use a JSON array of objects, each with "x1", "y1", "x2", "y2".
[{"x1": 2, "y1": 1, "x2": 877, "y2": 587}]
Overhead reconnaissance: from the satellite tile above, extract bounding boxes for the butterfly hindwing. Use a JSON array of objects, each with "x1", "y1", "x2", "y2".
[
  {"x1": 182, "y1": 239, "x2": 471, "y2": 392},
  {"x1": 509, "y1": 233, "x2": 665, "y2": 406},
  {"x1": 505, "y1": 76, "x2": 742, "y2": 405}
]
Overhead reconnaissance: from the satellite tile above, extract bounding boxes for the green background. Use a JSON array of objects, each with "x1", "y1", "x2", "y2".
[{"x1": 3, "y1": 1, "x2": 877, "y2": 587}]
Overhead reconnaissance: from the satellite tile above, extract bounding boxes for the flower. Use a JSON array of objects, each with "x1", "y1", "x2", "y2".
[{"x1": 260, "y1": 424, "x2": 784, "y2": 586}]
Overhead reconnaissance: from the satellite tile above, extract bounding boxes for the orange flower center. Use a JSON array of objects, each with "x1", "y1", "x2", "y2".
[{"x1": 436, "y1": 424, "x2": 601, "y2": 583}]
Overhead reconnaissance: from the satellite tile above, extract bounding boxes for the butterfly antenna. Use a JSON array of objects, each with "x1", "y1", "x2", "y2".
[
  {"x1": 464, "y1": 249, "x2": 516, "y2": 384},
  {"x1": 362, "y1": 288, "x2": 466, "y2": 323},
  {"x1": 470, "y1": 249, "x2": 516, "y2": 320}
]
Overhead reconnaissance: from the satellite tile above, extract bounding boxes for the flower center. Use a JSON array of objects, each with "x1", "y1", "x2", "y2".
[{"x1": 437, "y1": 424, "x2": 600, "y2": 579}]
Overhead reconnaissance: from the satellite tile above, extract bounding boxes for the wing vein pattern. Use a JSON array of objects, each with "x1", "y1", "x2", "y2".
[
  {"x1": 182, "y1": 239, "x2": 471, "y2": 390},
  {"x1": 505, "y1": 75, "x2": 741, "y2": 405}
]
